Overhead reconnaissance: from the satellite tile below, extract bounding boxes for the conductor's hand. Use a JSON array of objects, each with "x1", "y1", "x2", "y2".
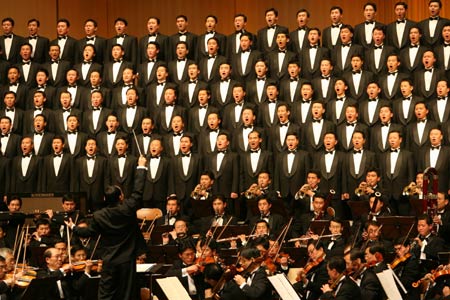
[{"x1": 138, "y1": 156, "x2": 147, "y2": 167}]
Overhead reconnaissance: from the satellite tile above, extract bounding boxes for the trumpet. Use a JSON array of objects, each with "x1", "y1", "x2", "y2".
[
  {"x1": 191, "y1": 184, "x2": 208, "y2": 200},
  {"x1": 297, "y1": 184, "x2": 312, "y2": 198},
  {"x1": 244, "y1": 183, "x2": 261, "y2": 199},
  {"x1": 403, "y1": 182, "x2": 419, "y2": 196},
  {"x1": 355, "y1": 181, "x2": 369, "y2": 196}
]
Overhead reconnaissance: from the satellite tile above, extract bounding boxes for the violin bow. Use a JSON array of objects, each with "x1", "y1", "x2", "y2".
[
  {"x1": 67, "y1": 224, "x2": 72, "y2": 267},
  {"x1": 402, "y1": 222, "x2": 415, "y2": 246},
  {"x1": 215, "y1": 216, "x2": 233, "y2": 242},
  {"x1": 273, "y1": 218, "x2": 293, "y2": 261},
  {"x1": 132, "y1": 129, "x2": 143, "y2": 157},
  {"x1": 89, "y1": 234, "x2": 102, "y2": 261}
]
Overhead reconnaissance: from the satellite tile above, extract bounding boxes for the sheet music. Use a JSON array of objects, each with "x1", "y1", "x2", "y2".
[
  {"x1": 376, "y1": 269, "x2": 403, "y2": 300},
  {"x1": 156, "y1": 277, "x2": 192, "y2": 300},
  {"x1": 268, "y1": 273, "x2": 301, "y2": 300},
  {"x1": 136, "y1": 263, "x2": 156, "y2": 273}
]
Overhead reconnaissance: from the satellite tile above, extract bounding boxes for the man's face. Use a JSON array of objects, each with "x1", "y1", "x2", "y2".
[
  {"x1": 56, "y1": 22, "x2": 69, "y2": 36},
  {"x1": 33, "y1": 116, "x2": 46, "y2": 132},
  {"x1": 257, "y1": 173, "x2": 271, "y2": 188},
  {"x1": 366, "y1": 171, "x2": 380, "y2": 186},
  {"x1": 21, "y1": 138, "x2": 33, "y2": 153},
  {"x1": 307, "y1": 173, "x2": 320, "y2": 188},
  {"x1": 417, "y1": 219, "x2": 431, "y2": 236},
  {"x1": 46, "y1": 249, "x2": 63, "y2": 270},
  {"x1": 122, "y1": 68, "x2": 134, "y2": 82},
  {"x1": 84, "y1": 21, "x2": 97, "y2": 36},
  {"x1": 258, "y1": 199, "x2": 271, "y2": 214},
  {"x1": 52, "y1": 139, "x2": 64, "y2": 153},
  {"x1": 37, "y1": 224, "x2": 50, "y2": 237},
  {"x1": 114, "y1": 21, "x2": 126, "y2": 34},
  {"x1": 8, "y1": 200, "x2": 20, "y2": 212},
  {"x1": 62, "y1": 200, "x2": 76, "y2": 212},
  {"x1": 200, "y1": 175, "x2": 213, "y2": 189},
  {"x1": 147, "y1": 18, "x2": 159, "y2": 34},
  {"x1": 28, "y1": 21, "x2": 39, "y2": 36},
  {"x1": 150, "y1": 140, "x2": 163, "y2": 156},
  {"x1": 2, "y1": 21, "x2": 12, "y2": 35},
  {"x1": 234, "y1": 16, "x2": 246, "y2": 30},
  {"x1": 265, "y1": 11, "x2": 277, "y2": 26},
  {"x1": 106, "y1": 116, "x2": 119, "y2": 131},
  {"x1": 176, "y1": 17, "x2": 188, "y2": 32}
]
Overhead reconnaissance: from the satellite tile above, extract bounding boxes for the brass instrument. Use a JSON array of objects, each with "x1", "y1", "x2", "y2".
[
  {"x1": 423, "y1": 167, "x2": 438, "y2": 234},
  {"x1": 403, "y1": 182, "x2": 419, "y2": 196},
  {"x1": 244, "y1": 183, "x2": 261, "y2": 199},
  {"x1": 298, "y1": 184, "x2": 312, "y2": 198},
  {"x1": 355, "y1": 181, "x2": 369, "y2": 196},
  {"x1": 191, "y1": 184, "x2": 208, "y2": 200}
]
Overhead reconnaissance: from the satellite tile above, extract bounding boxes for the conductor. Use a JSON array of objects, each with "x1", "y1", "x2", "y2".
[{"x1": 66, "y1": 156, "x2": 148, "y2": 300}]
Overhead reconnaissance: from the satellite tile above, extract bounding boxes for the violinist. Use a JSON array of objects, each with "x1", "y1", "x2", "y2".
[
  {"x1": 0, "y1": 256, "x2": 22, "y2": 298},
  {"x1": 71, "y1": 219, "x2": 99, "y2": 259},
  {"x1": 233, "y1": 247, "x2": 272, "y2": 300},
  {"x1": 195, "y1": 238, "x2": 219, "y2": 266},
  {"x1": 294, "y1": 193, "x2": 331, "y2": 240},
  {"x1": 165, "y1": 242, "x2": 206, "y2": 300},
  {"x1": 70, "y1": 245, "x2": 102, "y2": 299},
  {"x1": 363, "y1": 244, "x2": 388, "y2": 300},
  {"x1": 357, "y1": 220, "x2": 393, "y2": 253},
  {"x1": 434, "y1": 192, "x2": 450, "y2": 247},
  {"x1": 320, "y1": 256, "x2": 361, "y2": 300},
  {"x1": 54, "y1": 240, "x2": 69, "y2": 264},
  {"x1": 3, "y1": 196, "x2": 25, "y2": 249},
  {"x1": 392, "y1": 237, "x2": 421, "y2": 300},
  {"x1": 411, "y1": 214, "x2": 445, "y2": 274},
  {"x1": 324, "y1": 218, "x2": 346, "y2": 258},
  {"x1": 0, "y1": 248, "x2": 15, "y2": 273},
  {"x1": 348, "y1": 248, "x2": 382, "y2": 300},
  {"x1": 293, "y1": 241, "x2": 329, "y2": 300},
  {"x1": 203, "y1": 263, "x2": 245, "y2": 300}
]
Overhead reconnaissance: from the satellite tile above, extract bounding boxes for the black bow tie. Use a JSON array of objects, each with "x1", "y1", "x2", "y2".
[
  {"x1": 429, "y1": 17, "x2": 439, "y2": 21},
  {"x1": 157, "y1": 82, "x2": 165, "y2": 86},
  {"x1": 336, "y1": 97, "x2": 345, "y2": 101},
  {"x1": 67, "y1": 131, "x2": 77, "y2": 135},
  {"x1": 352, "y1": 70, "x2": 361, "y2": 74},
  {"x1": 148, "y1": 33, "x2": 156, "y2": 37},
  {"x1": 221, "y1": 78, "x2": 230, "y2": 83},
  {"x1": 92, "y1": 107, "x2": 101, "y2": 111},
  {"x1": 127, "y1": 105, "x2": 136, "y2": 109},
  {"x1": 107, "y1": 131, "x2": 116, "y2": 135},
  {"x1": 91, "y1": 86, "x2": 100, "y2": 90},
  {"x1": 189, "y1": 80, "x2": 197, "y2": 84},
  {"x1": 353, "y1": 149, "x2": 362, "y2": 154},
  {"x1": 431, "y1": 145, "x2": 441, "y2": 150},
  {"x1": 278, "y1": 49, "x2": 286, "y2": 53},
  {"x1": 1, "y1": 133, "x2": 8, "y2": 138},
  {"x1": 118, "y1": 154, "x2": 126, "y2": 158},
  {"x1": 34, "y1": 131, "x2": 43, "y2": 136},
  {"x1": 418, "y1": 119, "x2": 426, "y2": 123},
  {"x1": 347, "y1": 122, "x2": 356, "y2": 126},
  {"x1": 22, "y1": 153, "x2": 31, "y2": 158},
  {"x1": 124, "y1": 83, "x2": 133, "y2": 88},
  {"x1": 9, "y1": 82, "x2": 17, "y2": 87},
  {"x1": 243, "y1": 125, "x2": 253, "y2": 129},
  {"x1": 438, "y1": 96, "x2": 447, "y2": 100},
  {"x1": 250, "y1": 149, "x2": 259, "y2": 153},
  {"x1": 53, "y1": 153, "x2": 62, "y2": 158},
  {"x1": 321, "y1": 75, "x2": 330, "y2": 80},
  {"x1": 199, "y1": 105, "x2": 207, "y2": 109},
  {"x1": 374, "y1": 45, "x2": 383, "y2": 50},
  {"x1": 143, "y1": 133, "x2": 151, "y2": 137},
  {"x1": 381, "y1": 122, "x2": 390, "y2": 127},
  {"x1": 113, "y1": 59, "x2": 123, "y2": 63},
  {"x1": 116, "y1": 34, "x2": 125, "y2": 38},
  {"x1": 419, "y1": 236, "x2": 429, "y2": 242},
  {"x1": 290, "y1": 77, "x2": 298, "y2": 82},
  {"x1": 148, "y1": 59, "x2": 156, "y2": 63},
  {"x1": 177, "y1": 58, "x2": 186, "y2": 62},
  {"x1": 331, "y1": 24, "x2": 340, "y2": 28},
  {"x1": 209, "y1": 129, "x2": 218, "y2": 133},
  {"x1": 68, "y1": 84, "x2": 77, "y2": 88},
  {"x1": 342, "y1": 43, "x2": 351, "y2": 47},
  {"x1": 396, "y1": 19, "x2": 406, "y2": 24},
  {"x1": 257, "y1": 77, "x2": 266, "y2": 81},
  {"x1": 3, "y1": 34, "x2": 11, "y2": 39},
  {"x1": 150, "y1": 155, "x2": 160, "y2": 159},
  {"x1": 302, "y1": 99, "x2": 311, "y2": 104},
  {"x1": 325, "y1": 150, "x2": 334, "y2": 155},
  {"x1": 35, "y1": 107, "x2": 43, "y2": 111},
  {"x1": 309, "y1": 44, "x2": 318, "y2": 49},
  {"x1": 82, "y1": 60, "x2": 91, "y2": 64},
  {"x1": 312, "y1": 119, "x2": 322, "y2": 123},
  {"x1": 280, "y1": 123, "x2": 289, "y2": 127},
  {"x1": 368, "y1": 98, "x2": 377, "y2": 102},
  {"x1": 288, "y1": 149, "x2": 297, "y2": 153},
  {"x1": 241, "y1": 49, "x2": 250, "y2": 53},
  {"x1": 86, "y1": 37, "x2": 95, "y2": 41},
  {"x1": 165, "y1": 103, "x2": 174, "y2": 107},
  {"x1": 403, "y1": 96, "x2": 411, "y2": 101},
  {"x1": 22, "y1": 61, "x2": 31, "y2": 65},
  {"x1": 298, "y1": 27, "x2": 306, "y2": 31},
  {"x1": 388, "y1": 71, "x2": 398, "y2": 76},
  {"x1": 29, "y1": 35, "x2": 37, "y2": 40},
  {"x1": 267, "y1": 25, "x2": 276, "y2": 29},
  {"x1": 38, "y1": 85, "x2": 46, "y2": 89},
  {"x1": 206, "y1": 31, "x2": 215, "y2": 34},
  {"x1": 87, "y1": 155, "x2": 96, "y2": 160},
  {"x1": 208, "y1": 55, "x2": 216, "y2": 59},
  {"x1": 261, "y1": 214, "x2": 270, "y2": 219},
  {"x1": 62, "y1": 108, "x2": 71, "y2": 112},
  {"x1": 390, "y1": 148, "x2": 399, "y2": 153},
  {"x1": 181, "y1": 153, "x2": 191, "y2": 157},
  {"x1": 217, "y1": 149, "x2": 227, "y2": 154},
  {"x1": 173, "y1": 132, "x2": 182, "y2": 136},
  {"x1": 215, "y1": 214, "x2": 224, "y2": 219},
  {"x1": 425, "y1": 68, "x2": 433, "y2": 72},
  {"x1": 178, "y1": 32, "x2": 186, "y2": 36},
  {"x1": 410, "y1": 44, "x2": 418, "y2": 48},
  {"x1": 58, "y1": 36, "x2": 67, "y2": 40},
  {"x1": 5, "y1": 108, "x2": 14, "y2": 112}
]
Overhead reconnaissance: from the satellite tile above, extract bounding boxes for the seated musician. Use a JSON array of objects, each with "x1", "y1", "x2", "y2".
[
  {"x1": 199, "y1": 195, "x2": 237, "y2": 235},
  {"x1": 357, "y1": 220, "x2": 393, "y2": 253},
  {"x1": 240, "y1": 220, "x2": 271, "y2": 248},
  {"x1": 0, "y1": 248, "x2": 15, "y2": 274},
  {"x1": 0, "y1": 225, "x2": 7, "y2": 248},
  {"x1": 0, "y1": 255, "x2": 21, "y2": 298},
  {"x1": 293, "y1": 193, "x2": 332, "y2": 241},
  {"x1": 364, "y1": 244, "x2": 390, "y2": 299},
  {"x1": 233, "y1": 247, "x2": 272, "y2": 300},
  {"x1": 403, "y1": 171, "x2": 424, "y2": 202},
  {"x1": 165, "y1": 242, "x2": 206, "y2": 300},
  {"x1": 54, "y1": 240, "x2": 69, "y2": 264},
  {"x1": 46, "y1": 195, "x2": 84, "y2": 240},
  {"x1": 156, "y1": 196, "x2": 190, "y2": 226},
  {"x1": 4, "y1": 196, "x2": 25, "y2": 248},
  {"x1": 411, "y1": 214, "x2": 446, "y2": 274},
  {"x1": 360, "y1": 192, "x2": 392, "y2": 224},
  {"x1": 294, "y1": 170, "x2": 321, "y2": 214},
  {"x1": 191, "y1": 171, "x2": 214, "y2": 201},
  {"x1": 248, "y1": 197, "x2": 285, "y2": 235},
  {"x1": 71, "y1": 219, "x2": 99, "y2": 259},
  {"x1": 162, "y1": 219, "x2": 194, "y2": 246},
  {"x1": 392, "y1": 237, "x2": 421, "y2": 300},
  {"x1": 324, "y1": 218, "x2": 346, "y2": 259},
  {"x1": 349, "y1": 247, "x2": 384, "y2": 300},
  {"x1": 293, "y1": 240, "x2": 329, "y2": 300},
  {"x1": 320, "y1": 256, "x2": 361, "y2": 299},
  {"x1": 195, "y1": 238, "x2": 219, "y2": 264},
  {"x1": 29, "y1": 218, "x2": 59, "y2": 247},
  {"x1": 203, "y1": 263, "x2": 246, "y2": 300},
  {"x1": 355, "y1": 168, "x2": 384, "y2": 201},
  {"x1": 434, "y1": 192, "x2": 450, "y2": 247},
  {"x1": 36, "y1": 247, "x2": 74, "y2": 299},
  {"x1": 244, "y1": 171, "x2": 278, "y2": 202},
  {"x1": 70, "y1": 244, "x2": 101, "y2": 298}
]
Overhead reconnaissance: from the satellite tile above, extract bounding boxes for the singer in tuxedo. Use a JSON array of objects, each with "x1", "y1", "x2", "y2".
[
  {"x1": 226, "y1": 13, "x2": 257, "y2": 58},
  {"x1": 198, "y1": 37, "x2": 227, "y2": 84},
  {"x1": 311, "y1": 58, "x2": 337, "y2": 103},
  {"x1": 209, "y1": 62, "x2": 240, "y2": 111},
  {"x1": 386, "y1": 3, "x2": 417, "y2": 51},
  {"x1": 27, "y1": 19, "x2": 50, "y2": 61},
  {"x1": 331, "y1": 25, "x2": 364, "y2": 76},
  {"x1": 130, "y1": 117, "x2": 161, "y2": 157},
  {"x1": 43, "y1": 45, "x2": 71, "y2": 88},
  {"x1": 289, "y1": 9, "x2": 310, "y2": 56},
  {"x1": 358, "y1": 82, "x2": 389, "y2": 128},
  {"x1": 108, "y1": 137, "x2": 137, "y2": 198},
  {"x1": 0, "y1": 18, "x2": 24, "y2": 64},
  {"x1": 136, "y1": 41, "x2": 166, "y2": 88},
  {"x1": 116, "y1": 88, "x2": 147, "y2": 135},
  {"x1": 73, "y1": 44, "x2": 103, "y2": 87},
  {"x1": 278, "y1": 61, "x2": 306, "y2": 104},
  {"x1": 106, "y1": 18, "x2": 138, "y2": 67},
  {"x1": 76, "y1": 19, "x2": 107, "y2": 65},
  {"x1": 102, "y1": 44, "x2": 134, "y2": 89},
  {"x1": 187, "y1": 89, "x2": 219, "y2": 135},
  {"x1": 336, "y1": 105, "x2": 370, "y2": 152},
  {"x1": 138, "y1": 17, "x2": 169, "y2": 64},
  {"x1": 417, "y1": 2, "x2": 449, "y2": 48},
  {"x1": 49, "y1": 19, "x2": 78, "y2": 64},
  {"x1": 81, "y1": 91, "x2": 113, "y2": 137},
  {"x1": 168, "y1": 15, "x2": 198, "y2": 62},
  {"x1": 414, "y1": 50, "x2": 446, "y2": 100},
  {"x1": 353, "y1": 3, "x2": 385, "y2": 49},
  {"x1": 9, "y1": 137, "x2": 42, "y2": 193},
  {"x1": 195, "y1": 15, "x2": 226, "y2": 60},
  {"x1": 63, "y1": 115, "x2": 88, "y2": 159},
  {"x1": 0, "y1": 116, "x2": 22, "y2": 158},
  {"x1": 392, "y1": 78, "x2": 423, "y2": 127},
  {"x1": 265, "y1": 32, "x2": 297, "y2": 81},
  {"x1": 96, "y1": 115, "x2": 127, "y2": 158},
  {"x1": 256, "y1": 8, "x2": 289, "y2": 54},
  {"x1": 369, "y1": 105, "x2": 404, "y2": 155},
  {"x1": 326, "y1": 79, "x2": 357, "y2": 126},
  {"x1": 428, "y1": 79, "x2": 450, "y2": 125},
  {"x1": 230, "y1": 32, "x2": 262, "y2": 84},
  {"x1": 300, "y1": 28, "x2": 331, "y2": 80},
  {"x1": 364, "y1": 26, "x2": 396, "y2": 76}
]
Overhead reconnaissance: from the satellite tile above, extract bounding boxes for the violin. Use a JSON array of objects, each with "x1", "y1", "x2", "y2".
[
  {"x1": 195, "y1": 255, "x2": 216, "y2": 273},
  {"x1": 296, "y1": 256, "x2": 324, "y2": 282},
  {"x1": 412, "y1": 266, "x2": 450, "y2": 288},
  {"x1": 275, "y1": 252, "x2": 294, "y2": 265},
  {"x1": 390, "y1": 253, "x2": 411, "y2": 269},
  {"x1": 70, "y1": 260, "x2": 103, "y2": 273}
]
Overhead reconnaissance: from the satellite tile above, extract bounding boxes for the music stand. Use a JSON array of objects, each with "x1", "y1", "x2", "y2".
[
  {"x1": 309, "y1": 220, "x2": 330, "y2": 235},
  {"x1": 278, "y1": 247, "x2": 308, "y2": 267},
  {"x1": 189, "y1": 199, "x2": 213, "y2": 219},
  {"x1": 438, "y1": 252, "x2": 450, "y2": 264},
  {"x1": 410, "y1": 199, "x2": 426, "y2": 216},
  {"x1": 150, "y1": 225, "x2": 173, "y2": 245},
  {"x1": 21, "y1": 277, "x2": 58, "y2": 300},
  {"x1": 217, "y1": 248, "x2": 239, "y2": 266},
  {"x1": 347, "y1": 200, "x2": 370, "y2": 219},
  {"x1": 376, "y1": 216, "x2": 416, "y2": 240},
  {"x1": 150, "y1": 274, "x2": 168, "y2": 300},
  {"x1": 147, "y1": 245, "x2": 178, "y2": 264}
]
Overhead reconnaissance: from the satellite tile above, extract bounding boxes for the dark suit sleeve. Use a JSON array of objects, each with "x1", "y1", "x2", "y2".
[{"x1": 240, "y1": 268, "x2": 271, "y2": 298}]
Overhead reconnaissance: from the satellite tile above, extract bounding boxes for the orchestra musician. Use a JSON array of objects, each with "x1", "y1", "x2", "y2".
[
  {"x1": 392, "y1": 237, "x2": 421, "y2": 300},
  {"x1": 199, "y1": 195, "x2": 236, "y2": 234},
  {"x1": 324, "y1": 218, "x2": 346, "y2": 259},
  {"x1": 434, "y1": 192, "x2": 450, "y2": 247},
  {"x1": 248, "y1": 197, "x2": 285, "y2": 235},
  {"x1": 357, "y1": 220, "x2": 393, "y2": 253},
  {"x1": 320, "y1": 256, "x2": 361, "y2": 300},
  {"x1": 293, "y1": 193, "x2": 331, "y2": 241},
  {"x1": 203, "y1": 263, "x2": 246, "y2": 300},
  {"x1": 190, "y1": 171, "x2": 214, "y2": 202}
]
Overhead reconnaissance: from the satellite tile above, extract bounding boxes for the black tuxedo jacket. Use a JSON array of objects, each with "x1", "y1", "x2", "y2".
[
  {"x1": 295, "y1": 258, "x2": 329, "y2": 300},
  {"x1": 226, "y1": 30, "x2": 257, "y2": 58},
  {"x1": 0, "y1": 83, "x2": 28, "y2": 110},
  {"x1": 145, "y1": 82, "x2": 177, "y2": 115},
  {"x1": 108, "y1": 154, "x2": 137, "y2": 198},
  {"x1": 221, "y1": 101, "x2": 256, "y2": 133},
  {"x1": 359, "y1": 98, "x2": 390, "y2": 127},
  {"x1": 378, "y1": 72, "x2": 410, "y2": 101},
  {"x1": 23, "y1": 108, "x2": 55, "y2": 135},
  {"x1": 9, "y1": 154, "x2": 41, "y2": 193},
  {"x1": 154, "y1": 104, "x2": 187, "y2": 134},
  {"x1": 274, "y1": 149, "x2": 311, "y2": 198},
  {"x1": 26, "y1": 85, "x2": 57, "y2": 110},
  {"x1": 322, "y1": 25, "x2": 342, "y2": 50},
  {"x1": 0, "y1": 61, "x2": 9, "y2": 86},
  {"x1": 0, "y1": 34, "x2": 24, "y2": 63},
  {"x1": 143, "y1": 156, "x2": 172, "y2": 209},
  {"x1": 73, "y1": 61, "x2": 103, "y2": 87},
  {"x1": 138, "y1": 33, "x2": 169, "y2": 63},
  {"x1": 386, "y1": 19, "x2": 417, "y2": 50},
  {"x1": 28, "y1": 35, "x2": 50, "y2": 63},
  {"x1": 73, "y1": 154, "x2": 109, "y2": 211},
  {"x1": 0, "y1": 107, "x2": 24, "y2": 134},
  {"x1": 102, "y1": 60, "x2": 134, "y2": 89},
  {"x1": 196, "y1": 32, "x2": 227, "y2": 59},
  {"x1": 369, "y1": 123, "x2": 404, "y2": 154},
  {"x1": 76, "y1": 36, "x2": 107, "y2": 64},
  {"x1": 170, "y1": 153, "x2": 202, "y2": 204},
  {"x1": 313, "y1": 150, "x2": 346, "y2": 197},
  {"x1": 63, "y1": 131, "x2": 88, "y2": 158},
  {"x1": 230, "y1": 49, "x2": 262, "y2": 84},
  {"x1": 204, "y1": 150, "x2": 239, "y2": 196},
  {"x1": 178, "y1": 80, "x2": 208, "y2": 109},
  {"x1": 418, "y1": 17, "x2": 450, "y2": 47},
  {"x1": 130, "y1": 132, "x2": 161, "y2": 157},
  {"x1": 110, "y1": 85, "x2": 145, "y2": 110},
  {"x1": 50, "y1": 36, "x2": 78, "y2": 64},
  {"x1": 267, "y1": 122, "x2": 301, "y2": 157},
  {"x1": 15, "y1": 61, "x2": 40, "y2": 88},
  {"x1": 413, "y1": 68, "x2": 446, "y2": 99},
  {"x1": 165, "y1": 260, "x2": 206, "y2": 299},
  {"x1": 198, "y1": 54, "x2": 227, "y2": 84},
  {"x1": 57, "y1": 85, "x2": 91, "y2": 111},
  {"x1": 342, "y1": 70, "x2": 375, "y2": 102},
  {"x1": 53, "y1": 107, "x2": 83, "y2": 135},
  {"x1": 137, "y1": 60, "x2": 166, "y2": 87},
  {"x1": 429, "y1": 97, "x2": 450, "y2": 124},
  {"x1": 326, "y1": 97, "x2": 357, "y2": 126},
  {"x1": 364, "y1": 45, "x2": 397, "y2": 75},
  {"x1": 167, "y1": 58, "x2": 194, "y2": 85},
  {"x1": 301, "y1": 119, "x2": 335, "y2": 154},
  {"x1": 0, "y1": 132, "x2": 21, "y2": 158},
  {"x1": 42, "y1": 60, "x2": 71, "y2": 88},
  {"x1": 392, "y1": 95, "x2": 424, "y2": 126},
  {"x1": 289, "y1": 27, "x2": 310, "y2": 54},
  {"x1": 197, "y1": 128, "x2": 221, "y2": 157},
  {"x1": 435, "y1": 44, "x2": 450, "y2": 73},
  {"x1": 319, "y1": 276, "x2": 362, "y2": 300},
  {"x1": 230, "y1": 125, "x2": 266, "y2": 155},
  {"x1": 239, "y1": 149, "x2": 273, "y2": 192},
  {"x1": 331, "y1": 43, "x2": 365, "y2": 76},
  {"x1": 354, "y1": 21, "x2": 385, "y2": 49},
  {"x1": 257, "y1": 25, "x2": 289, "y2": 54},
  {"x1": 245, "y1": 77, "x2": 270, "y2": 106},
  {"x1": 26, "y1": 132, "x2": 55, "y2": 156},
  {"x1": 81, "y1": 107, "x2": 113, "y2": 136},
  {"x1": 266, "y1": 49, "x2": 297, "y2": 81},
  {"x1": 279, "y1": 78, "x2": 307, "y2": 104},
  {"x1": 405, "y1": 119, "x2": 439, "y2": 157},
  {"x1": 96, "y1": 131, "x2": 128, "y2": 157},
  {"x1": 163, "y1": 131, "x2": 196, "y2": 158},
  {"x1": 249, "y1": 213, "x2": 285, "y2": 235},
  {"x1": 343, "y1": 149, "x2": 377, "y2": 195},
  {"x1": 40, "y1": 152, "x2": 73, "y2": 193},
  {"x1": 256, "y1": 100, "x2": 282, "y2": 129},
  {"x1": 36, "y1": 268, "x2": 75, "y2": 300},
  {"x1": 418, "y1": 146, "x2": 450, "y2": 193},
  {"x1": 210, "y1": 79, "x2": 240, "y2": 111},
  {"x1": 336, "y1": 122, "x2": 370, "y2": 152},
  {"x1": 399, "y1": 44, "x2": 430, "y2": 75},
  {"x1": 117, "y1": 105, "x2": 147, "y2": 134},
  {"x1": 187, "y1": 105, "x2": 219, "y2": 135},
  {"x1": 311, "y1": 75, "x2": 337, "y2": 103},
  {"x1": 106, "y1": 34, "x2": 138, "y2": 67},
  {"x1": 411, "y1": 234, "x2": 446, "y2": 262},
  {"x1": 300, "y1": 46, "x2": 330, "y2": 80},
  {"x1": 168, "y1": 32, "x2": 198, "y2": 61},
  {"x1": 291, "y1": 100, "x2": 314, "y2": 126},
  {"x1": 380, "y1": 149, "x2": 415, "y2": 199}
]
